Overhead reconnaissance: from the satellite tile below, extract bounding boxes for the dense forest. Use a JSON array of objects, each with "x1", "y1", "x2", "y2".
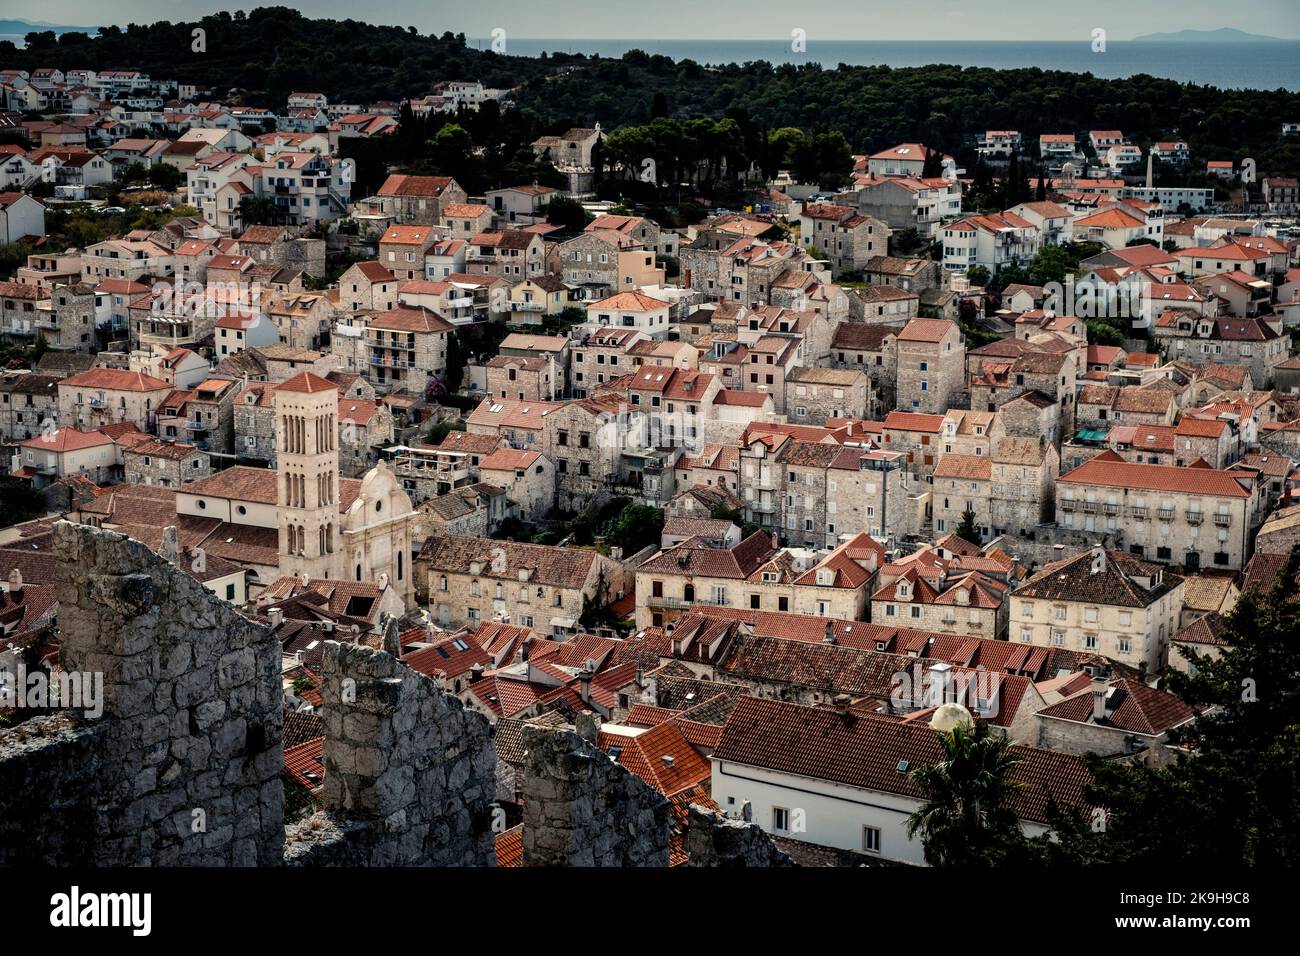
[{"x1": 5, "y1": 7, "x2": 1300, "y2": 177}]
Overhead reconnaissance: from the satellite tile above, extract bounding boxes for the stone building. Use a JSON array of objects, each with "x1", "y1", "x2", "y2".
[
  {"x1": 1010, "y1": 548, "x2": 1185, "y2": 675},
  {"x1": 830, "y1": 323, "x2": 897, "y2": 416},
  {"x1": 634, "y1": 531, "x2": 883, "y2": 630},
  {"x1": 58, "y1": 367, "x2": 172, "y2": 432},
  {"x1": 122, "y1": 438, "x2": 211, "y2": 487},
  {"x1": 419, "y1": 534, "x2": 622, "y2": 636},
  {"x1": 1056, "y1": 451, "x2": 1258, "y2": 571},
  {"x1": 366, "y1": 305, "x2": 452, "y2": 391},
  {"x1": 338, "y1": 397, "x2": 395, "y2": 478},
  {"x1": 1032, "y1": 677, "x2": 1195, "y2": 766},
  {"x1": 784, "y1": 367, "x2": 871, "y2": 425},
  {"x1": 894, "y1": 318, "x2": 964, "y2": 414},
  {"x1": 796, "y1": 203, "x2": 890, "y2": 274},
  {"x1": 0, "y1": 371, "x2": 59, "y2": 443},
  {"x1": 478, "y1": 448, "x2": 556, "y2": 521}
]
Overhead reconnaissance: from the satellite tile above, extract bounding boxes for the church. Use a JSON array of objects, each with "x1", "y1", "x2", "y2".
[{"x1": 144, "y1": 372, "x2": 420, "y2": 605}]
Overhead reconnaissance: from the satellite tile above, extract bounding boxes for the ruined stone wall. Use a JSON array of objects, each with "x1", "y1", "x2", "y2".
[
  {"x1": 0, "y1": 522, "x2": 284, "y2": 866},
  {"x1": 520, "y1": 725, "x2": 673, "y2": 867},
  {"x1": 685, "y1": 804, "x2": 793, "y2": 867},
  {"x1": 285, "y1": 640, "x2": 497, "y2": 866}
]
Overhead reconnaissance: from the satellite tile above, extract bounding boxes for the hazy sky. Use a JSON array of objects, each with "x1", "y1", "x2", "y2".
[{"x1": 19, "y1": 0, "x2": 1300, "y2": 41}]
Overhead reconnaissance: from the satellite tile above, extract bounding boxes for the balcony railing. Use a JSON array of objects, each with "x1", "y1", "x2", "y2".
[
  {"x1": 1128, "y1": 506, "x2": 1147, "y2": 518},
  {"x1": 1157, "y1": 507, "x2": 1175, "y2": 521},
  {"x1": 1186, "y1": 511, "x2": 1203, "y2": 525},
  {"x1": 1214, "y1": 513, "x2": 1232, "y2": 527},
  {"x1": 1102, "y1": 503, "x2": 1120, "y2": 515},
  {"x1": 1060, "y1": 499, "x2": 1077, "y2": 511}
]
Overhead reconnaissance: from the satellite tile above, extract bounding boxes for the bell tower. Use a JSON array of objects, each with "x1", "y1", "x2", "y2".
[{"x1": 274, "y1": 372, "x2": 339, "y2": 580}]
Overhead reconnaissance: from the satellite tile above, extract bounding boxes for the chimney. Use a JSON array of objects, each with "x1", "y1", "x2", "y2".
[
  {"x1": 267, "y1": 607, "x2": 284, "y2": 628},
  {"x1": 832, "y1": 693, "x2": 851, "y2": 713},
  {"x1": 7, "y1": 568, "x2": 22, "y2": 594},
  {"x1": 521, "y1": 637, "x2": 532, "y2": 662},
  {"x1": 1090, "y1": 677, "x2": 1109, "y2": 722},
  {"x1": 660, "y1": 754, "x2": 675, "y2": 768},
  {"x1": 578, "y1": 668, "x2": 593, "y2": 704},
  {"x1": 469, "y1": 662, "x2": 484, "y2": 683},
  {"x1": 823, "y1": 621, "x2": 836, "y2": 645}
]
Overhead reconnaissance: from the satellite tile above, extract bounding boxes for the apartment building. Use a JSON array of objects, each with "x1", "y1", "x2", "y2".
[
  {"x1": 1009, "y1": 548, "x2": 1184, "y2": 675},
  {"x1": 1056, "y1": 451, "x2": 1257, "y2": 570}
]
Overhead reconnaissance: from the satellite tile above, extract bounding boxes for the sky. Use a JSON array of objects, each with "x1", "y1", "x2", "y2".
[{"x1": 16, "y1": 0, "x2": 1300, "y2": 41}]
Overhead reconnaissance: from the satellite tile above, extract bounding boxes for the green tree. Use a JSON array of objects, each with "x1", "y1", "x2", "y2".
[
  {"x1": 444, "y1": 332, "x2": 465, "y2": 393},
  {"x1": 956, "y1": 505, "x2": 981, "y2": 544},
  {"x1": 545, "y1": 195, "x2": 589, "y2": 232},
  {"x1": 966, "y1": 265, "x2": 991, "y2": 289},
  {"x1": 601, "y1": 503, "x2": 664, "y2": 557},
  {"x1": 907, "y1": 719, "x2": 1029, "y2": 866},
  {"x1": 1038, "y1": 544, "x2": 1300, "y2": 865},
  {"x1": 0, "y1": 477, "x2": 46, "y2": 528}
]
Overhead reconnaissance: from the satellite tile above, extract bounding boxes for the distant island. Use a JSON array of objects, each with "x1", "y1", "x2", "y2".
[
  {"x1": 1132, "y1": 27, "x2": 1290, "y2": 43},
  {"x1": 0, "y1": 19, "x2": 99, "y2": 36}
]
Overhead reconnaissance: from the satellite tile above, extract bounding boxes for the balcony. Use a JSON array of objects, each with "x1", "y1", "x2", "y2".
[
  {"x1": 1102, "y1": 503, "x2": 1120, "y2": 516},
  {"x1": 512, "y1": 301, "x2": 546, "y2": 313},
  {"x1": 1080, "y1": 501, "x2": 1099, "y2": 513},
  {"x1": 1060, "y1": 499, "x2": 1077, "y2": 512},
  {"x1": 1185, "y1": 511, "x2": 1203, "y2": 525},
  {"x1": 645, "y1": 593, "x2": 692, "y2": 608},
  {"x1": 748, "y1": 499, "x2": 777, "y2": 514},
  {"x1": 1157, "y1": 507, "x2": 1175, "y2": 521},
  {"x1": 1213, "y1": 513, "x2": 1232, "y2": 527},
  {"x1": 1128, "y1": 506, "x2": 1147, "y2": 519},
  {"x1": 370, "y1": 355, "x2": 416, "y2": 369}
]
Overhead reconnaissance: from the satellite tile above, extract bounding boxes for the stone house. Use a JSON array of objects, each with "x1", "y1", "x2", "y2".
[
  {"x1": 338, "y1": 261, "x2": 399, "y2": 312},
  {"x1": 541, "y1": 394, "x2": 627, "y2": 509},
  {"x1": 486, "y1": 356, "x2": 560, "y2": 402},
  {"x1": 871, "y1": 566, "x2": 1010, "y2": 638},
  {"x1": 478, "y1": 448, "x2": 556, "y2": 520},
  {"x1": 796, "y1": 203, "x2": 890, "y2": 274},
  {"x1": 894, "y1": 318, "x2": 964, "y2": 414},
  {"x1": 845, "y1": 285, "x2": 919, "y2": 325},
  {"x1": 122, "y1": 438, "x2": 211, "y2": 487},
  {"x1": 420, "y1": 534, "x2": 621, "y2": 637},
  {"x1": 338, "y1": 397, "x2": 395, "y2": 478},
  {"x1": 365, "y1": 305, "x2": 452, "y2": 391},
  {"x1": 634, "y1": 531, "x2": 883, "y2": 630},
  {"x1": 58, "y1": 367, "x2": 171, "y2": 432},
  {"x1": 1010, "y1": 548, "x2": 1185, "y2": 676},
  {"x1": 1076, "y1": 384, "x2": 1177, "y2": 431},
  {"x1": 784, "y1": 367, "x2": 870, "y2": 425},
  {"x1": 1001, "y1": 391, "x2": 1062, "y2": 447},
  {"x1": 831, "y1": 322, "x2": 897, "y2": 416},
  {"x1": 465, "y1": 230, "x2": 546, "y2": 281},
  {"x1": 379, "y1": 225, "x2": 441, "y2": 281},
  {"x1": 0, "y1": 372, "x2": 60, "y2": 443},
  {"x1": 375, "y1": 174, "x2": 467, "y2": 225},
  {"x1": 410, "y1": 484, "x2": 514, "y2": 558},
  {"x1": 570, "y1": 327, "x2": 647, "y2": 397},
  {"x1": 1032, "y1": 677, "x2": 1195, "y2": 766}
]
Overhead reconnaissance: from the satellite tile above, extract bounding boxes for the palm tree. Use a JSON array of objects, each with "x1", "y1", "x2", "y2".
[{"x1": 906, "y1": 718, "x2": 1027, "y2": 865}]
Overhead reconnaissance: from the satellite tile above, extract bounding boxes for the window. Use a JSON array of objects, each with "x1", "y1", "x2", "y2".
[
  {"x1": 772, "y1": 807, "x2": 790, "y2": 833},
  {"x1": 862, "y1": 826, "x2": 881, "y2": 854}
]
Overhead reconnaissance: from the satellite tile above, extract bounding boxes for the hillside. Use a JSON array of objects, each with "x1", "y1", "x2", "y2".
[{"x1": 5, "y1": 7, "x2": 1300, "y2": 176}]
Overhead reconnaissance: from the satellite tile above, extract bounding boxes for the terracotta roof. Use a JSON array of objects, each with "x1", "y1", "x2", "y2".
[
  {"x1": 1059, "y1": 452, "x2": 1251, "y2": 497},
  {"x1": 278, "y1": 372, "x2": 336, "y2": 394},
  {"x1": 713, "y1": 697, "x2": 1092, "y2": 824}
]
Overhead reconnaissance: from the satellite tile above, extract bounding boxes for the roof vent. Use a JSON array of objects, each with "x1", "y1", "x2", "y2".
[{"x1": 896, "y1": 760, "x2": 910, "y2": 774}]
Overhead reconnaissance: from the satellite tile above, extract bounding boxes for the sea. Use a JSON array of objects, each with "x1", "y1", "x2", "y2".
[{"x1": 479, "y1": 38, "x2": 1300, "y2": 92}]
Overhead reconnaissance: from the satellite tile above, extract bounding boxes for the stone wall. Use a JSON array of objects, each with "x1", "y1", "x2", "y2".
[
  {"x1": 285, "y1": 639, "x2": 497, "y2": 866},
  {"x1": 0, "y1": 522, "x2": 284, "y2": 866},
  {"x1": 685, "y1": 804, "x2": 793, "y2": 867},
  {"x1": 520, "y1": 725, "x2": 673, "y2": 866}
]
